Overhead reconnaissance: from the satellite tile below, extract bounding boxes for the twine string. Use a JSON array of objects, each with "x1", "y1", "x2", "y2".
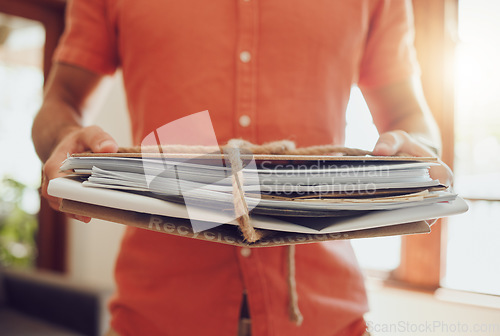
[{"x1": 119, "y1": 139, "x2": 371, "y2": 325}]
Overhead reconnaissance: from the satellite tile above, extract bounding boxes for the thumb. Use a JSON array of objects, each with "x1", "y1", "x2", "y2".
[
  {"x1": 372, "y1": 131, "x2": 405, "y2": 156},
  {"x1": 80, "y1": 126, "x2": 119, "y2": 153}
]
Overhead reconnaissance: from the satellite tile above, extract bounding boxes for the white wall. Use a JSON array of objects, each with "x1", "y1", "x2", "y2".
[{"x1": 66, "y1": 72, "x2": 131, "y2": 288}]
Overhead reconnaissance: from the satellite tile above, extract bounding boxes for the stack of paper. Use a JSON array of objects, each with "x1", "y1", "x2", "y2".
[{"x1": 48, "y1": 153, "x2": 468, "y2": 246}]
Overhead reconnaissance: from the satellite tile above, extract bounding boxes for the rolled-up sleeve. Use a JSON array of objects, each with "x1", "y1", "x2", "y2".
[
  {"x1": 53, "y1": 0, "x2": 118, "y2": 75},
  {"x1": 357, "y1": 0, "x2": 420, "y2": 89}
]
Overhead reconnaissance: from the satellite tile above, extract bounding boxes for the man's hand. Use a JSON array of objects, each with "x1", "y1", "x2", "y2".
[
  {"x1": 41, "y1": 126, "x2": 118, "y2": 222},
  {"x1": 373, "y1": 130, "x2": 453, "y2": 187},
  {"x1": 32, "y1": 63, "x2": 108, "y2": 222}
]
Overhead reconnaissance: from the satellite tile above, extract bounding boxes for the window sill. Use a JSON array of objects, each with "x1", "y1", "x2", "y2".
[
  {"x1": 364, "y1": 273, "x2": 500, "y2": 311},
  {"x1": 435, "y1": 287, "x2": 500, "y2": 311}
]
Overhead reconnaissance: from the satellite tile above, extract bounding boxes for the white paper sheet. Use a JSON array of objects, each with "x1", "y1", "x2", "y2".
[{"x1": 48, "y1": 177, "x2": 468, "y2": 234}]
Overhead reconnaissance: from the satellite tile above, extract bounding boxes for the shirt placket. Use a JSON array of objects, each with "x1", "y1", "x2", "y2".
[
  {"x1": 235, "y1": 1, "x2": 272, "y2": 333},
  {"x1": 237, "y1": 246, "x2": 273, "y2": 336},
  {"x1": 234, "y1": 0, "x2": 259, "y2": 142}
]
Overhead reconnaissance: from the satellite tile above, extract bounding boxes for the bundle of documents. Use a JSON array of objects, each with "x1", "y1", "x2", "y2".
[{"x1": 48, "y1": 152, "x2": 468, "y2": 246}]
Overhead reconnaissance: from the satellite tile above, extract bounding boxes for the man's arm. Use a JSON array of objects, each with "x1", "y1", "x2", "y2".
[
  {"x1": 32, "y1": 63, "x2": 118, "y2": 219},
  {"x1": 362, "y1": 77, "x2": 452, "y2": 186}
]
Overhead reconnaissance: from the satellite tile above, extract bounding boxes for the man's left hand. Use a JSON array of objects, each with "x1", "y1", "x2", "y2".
[{"x1": 372, "y1": 130, "x2": 453, "y2": 187}]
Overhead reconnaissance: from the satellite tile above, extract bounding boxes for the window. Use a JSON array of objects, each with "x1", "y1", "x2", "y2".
[
  {"x1": 0, "y1": 14, "x2": 45, "y2": 266},
  {"x1": 442, "y1": 0, "x2": 500, "y2": 296}
]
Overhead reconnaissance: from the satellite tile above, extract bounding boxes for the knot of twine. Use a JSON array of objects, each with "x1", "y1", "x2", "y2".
[{"x1": 119, "y1": 139, "x2": 371, "y2": 326}]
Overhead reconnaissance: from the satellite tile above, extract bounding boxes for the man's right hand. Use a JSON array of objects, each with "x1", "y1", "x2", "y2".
[
  {"x1": 41, "y1": 125, "x2": 118, "y2": 222},
  {"x1": 32, "y1": 63, "x2": 110, "y2": 222}
]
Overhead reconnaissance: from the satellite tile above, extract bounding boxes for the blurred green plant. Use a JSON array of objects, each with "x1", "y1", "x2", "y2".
[{"x1": 0, "y1": 177, "x2": 38, "y2": 267}]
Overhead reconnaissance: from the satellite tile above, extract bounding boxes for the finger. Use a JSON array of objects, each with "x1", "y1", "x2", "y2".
[
  {"x1": 79, "y1": 126, "x2": 119, "y2": 153},
  {"x1": 372, "y1": 131, "x2": 405, "y2": 156},
  {"x1": 70, "y1": 214, "x2": 92, "y2": 223},
  {"x1": 41, "y1": 179, "x2": 63, "y2": 211},
  {"x1": 430, "y1": 159, "x2": 453, "y2": 187},
  {"x1": 373, "y1": 131, "x2": 435, "y2": 157},
  {"x1": 43, "y1": 192, "x2": 61, "y2": 210},
  {"x1": 42, "y1": 172, "x2": 92, "y2": 221},
  {"x1": 41, "y1": 168, "x2": 62, "y2": 210},
  {"x1": 41, "y1": 161, "x2": 63, "y2": 208}
]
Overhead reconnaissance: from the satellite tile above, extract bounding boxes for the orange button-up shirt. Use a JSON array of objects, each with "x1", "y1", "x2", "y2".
[{"x1": 55, "y1": 1, "x2": 417, "y2": 335}]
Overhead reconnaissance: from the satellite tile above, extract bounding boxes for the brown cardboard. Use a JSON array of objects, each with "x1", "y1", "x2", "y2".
[{"x1": 60, "y1": 199, "x2": 431, "y2": 247}]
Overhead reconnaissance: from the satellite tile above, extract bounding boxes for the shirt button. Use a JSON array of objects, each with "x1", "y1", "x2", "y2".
[
  {"x1": 239, "y1": 115, "x2": 251, "y2": 127},
  {"x1": 239, "y1": 51, "x2": 251, "y2": 63},
  {"x1": 240, "y1": 247, "x2": 252, "y2": 257}
]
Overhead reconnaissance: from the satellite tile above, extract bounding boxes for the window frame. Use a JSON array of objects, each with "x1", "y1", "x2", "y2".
[{"x1": 0, "y1": 0, "x2": 68, "y2": 273}]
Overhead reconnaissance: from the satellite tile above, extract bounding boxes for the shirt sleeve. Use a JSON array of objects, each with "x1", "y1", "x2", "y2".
[
  {"x1": 53, "y1": 0, "x2": 118, "y2": 75},
  {"x1": 357, "y1": 0, "x2": 420, "y2": 89}
]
